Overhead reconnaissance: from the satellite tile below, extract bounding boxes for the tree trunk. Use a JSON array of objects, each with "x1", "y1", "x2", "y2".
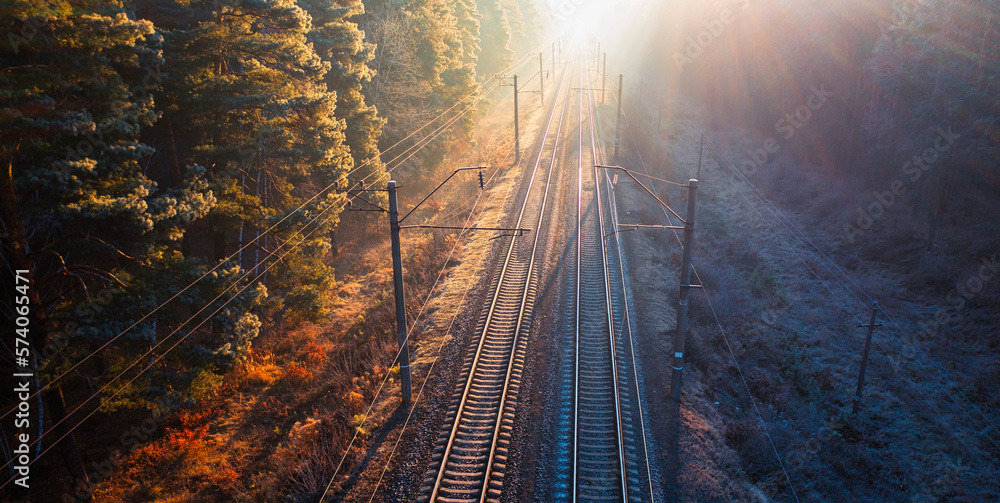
[
  {"x1": 1, "y1": 154, "x2": 90, "y2": 487},
  {"x1": 43, "y1": 387, "x2": 90, "y2": 486},
  {"x1": 213, "y1": 215, "x2": 227, "y2": 262},
  {"x1": 164, "y1": 112, "x2": 183, "y2": 186}
]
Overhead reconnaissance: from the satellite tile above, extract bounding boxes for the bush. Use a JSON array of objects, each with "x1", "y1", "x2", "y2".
[
  {"x1": 239, "y1": 349, "x2": 279, "y2": 387},
  {"x1": 745, "y1": 367, "x2": 774, "y2": 402},
  {"x1": 302, "y1": 341, "x2": 326, "y2": 367},
  {"x1": 277, "y1": 363, "x2": 314, "y2": 389}
]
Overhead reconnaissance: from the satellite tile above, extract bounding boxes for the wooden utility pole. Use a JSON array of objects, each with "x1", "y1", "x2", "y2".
[
  {"x1": 614, "y1": 74, "x2": 623, "y2": 163},
  {"x1": 669, "y1": 179, "x2": 699, "y2": 401},
  {"x1": 852, "y1": 302, "x2": 882, "y2": 415}
]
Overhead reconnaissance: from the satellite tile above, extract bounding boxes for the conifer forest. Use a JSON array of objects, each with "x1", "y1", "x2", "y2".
[{"x1": 1, "y1": 1, "x2": 998, "y2": 502}]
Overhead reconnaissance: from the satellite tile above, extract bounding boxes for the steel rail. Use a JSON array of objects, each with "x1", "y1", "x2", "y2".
[{"x1": 421, "y1": 55, "x2": 574, "y2": 503}]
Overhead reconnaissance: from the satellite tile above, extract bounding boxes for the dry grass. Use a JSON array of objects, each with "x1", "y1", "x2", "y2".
[{"x1": 239, "y1": 350, "x2": 280, "y2": 386}]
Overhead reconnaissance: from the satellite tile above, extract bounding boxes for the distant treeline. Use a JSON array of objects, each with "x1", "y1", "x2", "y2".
[{"x1": 653, "y1": 0, "x2": 999, "y2": 255}]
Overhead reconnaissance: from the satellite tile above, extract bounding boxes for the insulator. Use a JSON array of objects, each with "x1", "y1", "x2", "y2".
[
  {"x1": 478, "y1": 170, "x2": 485, "y2": 190},
  {"x1": 345, "y1": 199, "x2": 352, "y2": 210}
]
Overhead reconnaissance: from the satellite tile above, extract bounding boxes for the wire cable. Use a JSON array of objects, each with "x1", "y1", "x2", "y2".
[
  {"x1": 359, "y1": 129, "x2": 524, "y2": 503},
  {"x1": 343, "y1": 50, "x2": 572, "y2": 502},
  {"x1": 671, "y1": 114, "x2": 1000, "y2": 453},
  {"x1": 0, "y1": 201, "x2": 342, "y2": 486},
  {"x1": 584, "y1": 61, "x2": 657, "y2": 502},
  {"x1": 1, "y1": 53, "x2": 535, "y2": 424},
  {"x1": 612, "y1": 90, "x2": 802, "y2": 503},
  {"x1": 659, "y1": 100, "x2": 998, "y2": 487},
  {"x1": 316, "y1": 55, "x2": 551, "y2": 501}
]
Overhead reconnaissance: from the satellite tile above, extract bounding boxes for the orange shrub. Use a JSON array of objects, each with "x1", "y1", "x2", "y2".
[
  {"x1": 174, "y1": 408, "x2": 222, "y2": 430},
  {"x1": 278, "y1": 363, "x2": 314, "y2": 388},
  {"x1": 303, "y1": 342, "x2": 325, "y2": 367}
]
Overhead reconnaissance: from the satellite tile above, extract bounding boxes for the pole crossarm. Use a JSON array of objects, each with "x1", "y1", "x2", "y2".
[
  {"x1": 341, "y1": 192, "x2": 387, "y2": 213},
  {"x1": 617, "y1": 223, "x2": 686, "y2": 231},
  {"x1": 502, "y1": 72, "x2": 539, "y2": 90},
  {"x1": 399, "y1": 167, "x2": 486, "y2": 223},
  {"x1": 595, "y1": 164, "x2": 686, "y2": 223}
]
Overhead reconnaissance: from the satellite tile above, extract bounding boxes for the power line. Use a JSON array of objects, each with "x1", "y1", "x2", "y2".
[
  {"x1": 677, "y1": 116, "x2": 1000, "y2": 453},
  {"x1": 1, "y1": 57, "x2": 530, "y2": 425},
  {"x1": 0, "y1": 201, "x2": 342, "y2": 486},
  {"x1": 613, "y1": 94, "x2": 802, "y2": 503},
  {"x1": 341, "y1": 50, "x2": 570, "y2": 501},
  {"x1": 358, "y1": 137, "x2": 522, "y2": 503},
  {"x1": 583, "y1": 62, "x2": 657, "y2": 502},
  {"x1": 659, "y1": 108, "x2": 998, "y2": 488},
  {"x1": 0, "y1": 42, "x2": 546, "y2": 492},
  {"x1": 317, "y1": 88, "x2": 533, "y2": 502}
]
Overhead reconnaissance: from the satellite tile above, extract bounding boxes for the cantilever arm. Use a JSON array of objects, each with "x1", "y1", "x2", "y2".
[
  {"x1": 595, "y1": 164, "x2": 686, "y2": 223},
  {"x1": 618, "y1": 224, "x2": 685, "y2": 231},
  {"x1": 346, "y1": 192, "x2": 387, "y2": 213},
  {"x1": 399, "y1": 167, "x2": 486, "y2": 223},
  {"x1": 400, "y1": 225, "x2": 531, "y2": 234}
]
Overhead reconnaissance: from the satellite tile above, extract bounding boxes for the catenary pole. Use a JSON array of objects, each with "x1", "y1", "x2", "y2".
[
  {"x1": 388, "y1": 181, "x2": 412, "y2": 404},
  {"x1": 614, "y1": 74, "x2": 623, "y2": 163},
  {"x1": 669, "y1": 179, "x2": 699, "y2": 401}
]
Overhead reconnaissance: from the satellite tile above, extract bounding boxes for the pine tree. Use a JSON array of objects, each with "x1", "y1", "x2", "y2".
[
  {"x1": 0, "y1": 0, "x2": 232, "y2": 487},
  {"x1": 475, "y1": 0, "x2": 513, "y2": 79},
  {"x1": 299, "y1": 0, "x2": 388, "y2": 204},
  {"x1": 512, "y1": 0, "x2": 542, "y2": 54},
  {"x1": 148, "y1": 0, "x2": 351, "y2": 321}
]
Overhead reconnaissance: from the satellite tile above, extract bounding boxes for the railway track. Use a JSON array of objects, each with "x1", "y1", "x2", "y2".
[
  {"x1": 418, "y1": 55, "x2": 655, "y2": 503},
  {"x1": 566, "y1": 56, "x2": 656, "y2": 503},
  {"x1": 417, "y1": 55, "x2": 574, "y2": 503},
  {"x1": 572, "y1": 59, "x2": 629, "y2": 503}
]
